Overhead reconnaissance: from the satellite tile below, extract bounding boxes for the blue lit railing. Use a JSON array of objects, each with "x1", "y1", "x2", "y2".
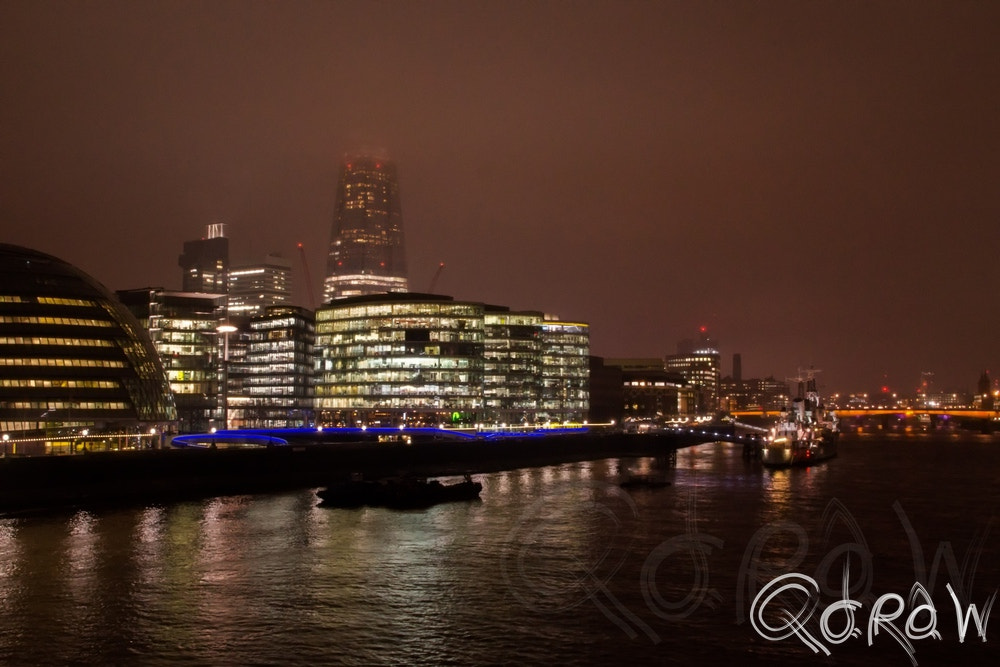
[{"x1": 169, "y1": 425, "x2": 590, "y2": 448}]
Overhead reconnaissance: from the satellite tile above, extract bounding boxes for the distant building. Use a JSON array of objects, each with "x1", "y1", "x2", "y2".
[
  {"x1": 323, "y1": 155, "x2": 408, "y2": 302},
  {"x1": 227, "y1": 254, "x2": 293, "y2": 319},
  {"x1": 602, "y1": 358, "x2": 694, "y2": 423},
  {"x1": 0, "y1": 244, "x2": 175, "y2": 454},
  {"x1": 313, "y1": 293, "x2": 588, "y2": 425},
  {"x1": 719, "y1": 375, "x2": 790, "y2": 412},
  {"x1": 118, "y1": 288, "x2": 227, "y2": 433},
  {"x1": 227, "y1": 305, "x2": 315, "y2": 428},
  {"x1": 666, "y1": 329, "x2": 721, "y2": 413},
  {"x1": 588, "y1": 357, "x2": 624, "y2": 424},
  {"x1": 178, "y1": 223, "x2": 229, "y2": 293}
]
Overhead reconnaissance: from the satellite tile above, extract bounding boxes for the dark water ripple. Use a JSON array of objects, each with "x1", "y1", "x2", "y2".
[{"x1": 1, "y1": 435, "x2": 999, "y2": 665}]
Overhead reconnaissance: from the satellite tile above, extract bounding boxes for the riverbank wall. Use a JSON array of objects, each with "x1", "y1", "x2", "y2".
[{"x1": 0, "y1": 432, "x2": 683, "y2": 513}]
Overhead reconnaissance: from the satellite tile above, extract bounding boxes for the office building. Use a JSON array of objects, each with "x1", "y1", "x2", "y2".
[
  {"x1": 314, "y1": 293, "x2": 589, "y2": 425},
  {"x1": 227, "y1": 253, "x2": 293, "y2": 319},
  {"x1": 0, "y1": 244, "x2": 175, "y2": 454},
  {"x1": 539, "y1": 319, "x2": 590, "y2": 423},
  {"x1": 666, "y1": 328, "x2": 721, "y2": 413},
  {"x1": 483, "y1": 308, "x2": 543, "y2": 424},
  {"x1": 178, "y1": 223, "x2": 229, "y2": 293},
  {"x1": 227, "y1": 305, "x2": 315, "y2": 428},
  {"x1": 323, "y1": 156, "x2": 408, "y2": 301},
  {"x1": 117, "y1": 288, "x2": 227, "y2": 433}
]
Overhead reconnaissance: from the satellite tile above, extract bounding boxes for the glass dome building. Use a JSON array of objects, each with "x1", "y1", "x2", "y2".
[{"x1": 0, "y1": 244, "x2": 176, "y2": 455}]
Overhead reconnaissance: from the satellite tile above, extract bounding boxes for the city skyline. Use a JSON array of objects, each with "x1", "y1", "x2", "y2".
[{"x1": 2, "y1": 2, "x2": 998, "y2": 394}]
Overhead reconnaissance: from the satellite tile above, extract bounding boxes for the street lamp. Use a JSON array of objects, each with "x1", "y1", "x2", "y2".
[
  {"x1": 217, "y1": 323, "x2": 238, "y2": 431},
  {"x1": 2, "y1": 433, "x2": 8, "y2": 456}
]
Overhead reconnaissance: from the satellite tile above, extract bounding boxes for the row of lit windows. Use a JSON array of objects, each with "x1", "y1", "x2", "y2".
[
  {"x1": 170, "y1": 383, "x2": 214, "y2": 394},
  {"x1": 0, "y1": 296, "x2": 95, "y2": 306},
  {"x1": 485, "y1": 314, "x2": 544, "y2": 326},
  {"x1": 0, "y1": 378, "x2": 119, "y2": 389},
  {"x1": 347, "y1": 356, "x2": 474, "y2": 371},
  {"x1": 245, "y1": 386, "x2": 304, "y2": 397},
  {"x1": 317, "y1": 303, "x2": 481, "y2": 321},
  {"x1": 167, "y1": 370, "x2": 213, "y2": 382},
  {"x1": 0, "y1": 316, "x2": 114, "y2": 327},
  {"x1": 155, "y1": 318, "x2": 219, "y2": 331},
  {"x1": 242, "y1": 351, "x2": 309, "y2": 364},
  {"x1": 157, "y1": 344, "x2": 215, "y2": 357},
  {"x1": 241, "y1": 375, "x2": 308, "y2": 387},
  {"x1": 318, "y1": 343, "x2": 484, "y2": 359},
  {"x1": 320, "y1": 319, "x2": 483, "y2": 336},
  {"x1": 237, "y1": 363, "x2": 308, "y2": 375},
  {"x1": 0, "y1": 400, "x2": 129, "y2": 410},
  {"x1": 248, "y1": 339, "x2": 303, "y2": 352},
  {"x1": 0, "y1": 357, "x2": 126, "y2": 368},
  {"x1": 0, "y1": 336, "x2": 115, "y2": 347},
  {"x1": 317, "y1": 396, "x2": 480, "y2": 409},
  {"x1": 318, "y1": 370, "x2": 481, "y2": 385}
]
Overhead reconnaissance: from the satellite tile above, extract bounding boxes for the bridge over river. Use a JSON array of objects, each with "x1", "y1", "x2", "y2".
[{"x1": 731, "y1": 408, "x2": 1000, "y2": 432}]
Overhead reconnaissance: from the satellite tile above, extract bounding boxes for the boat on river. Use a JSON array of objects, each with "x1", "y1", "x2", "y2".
[
  {"x1": 760, "y1": 370, "x2": 839, "y2": 467},
  {"x1": 317, "y1": 474, "x2": 482, "y2": 509}
]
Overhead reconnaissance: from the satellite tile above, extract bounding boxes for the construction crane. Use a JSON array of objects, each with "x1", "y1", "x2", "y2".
[
  {"x1": 428, "y1": 262, "x2": 445, "y2": 293},
  {"x1": 297, "y1": 243, "x2": 316, "y2": 309}
]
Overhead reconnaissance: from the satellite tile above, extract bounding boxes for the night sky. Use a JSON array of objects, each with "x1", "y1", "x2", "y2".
[{"x1": 2, "y1": 1, "x2": 998, "y2": 395}]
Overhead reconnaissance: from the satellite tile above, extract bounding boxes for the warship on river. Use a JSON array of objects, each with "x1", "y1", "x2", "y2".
[{"x1": 760, "y1": 370, "x2": 839, "y2": 467}]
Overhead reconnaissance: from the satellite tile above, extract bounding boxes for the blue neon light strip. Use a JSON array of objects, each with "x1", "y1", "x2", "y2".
[{"x1": 170, "y1": 426, "x2": 589, "y2": 448}]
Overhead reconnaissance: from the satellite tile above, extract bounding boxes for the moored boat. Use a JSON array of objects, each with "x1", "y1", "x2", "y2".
[
  {"x1": 317, "y1": 474, "x2": 482, "y2": 509},
  {"x1": 760, "y1": 370, "x2": 839, "y2": 467}
]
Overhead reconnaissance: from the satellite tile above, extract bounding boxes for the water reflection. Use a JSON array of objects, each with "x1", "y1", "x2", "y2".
[{"x1": 0, "y1": 439, "x2": 998, "y2": 665}]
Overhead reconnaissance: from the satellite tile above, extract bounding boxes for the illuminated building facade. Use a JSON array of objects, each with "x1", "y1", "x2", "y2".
[
  {"x1": 118, "y1": 289, "x2": 226, "y2": 432},
  {"x1": 315, "y1": 294, "x2": 484, "y2": 424},
  {"x1": 323, "y1": 156, "x2": 408, "y2": 302},
  {"x1": 227, "y1": 253, "x2": 292, "y2": 318},
  {"x1": 227, "y1": 306, "x2": 314, "y2": 428},
  {"x1": 314, "y1": 294, "x2": 589, "y2": 425},
  {"x1": 666, "y1": 329, "x2": 721, "y2": 413},
  {"x1": 0, "y1": 244, "x2": 175, "y2": 454},
  {"x1": 539, "y1": 320, "x2": 590, "y2": 423},
  {"x1": 483, "y1": 308, "x2": 543, "y2": 423},
  {"x1": 179, "y1": 223, "x2": 229, "y2": 293}
]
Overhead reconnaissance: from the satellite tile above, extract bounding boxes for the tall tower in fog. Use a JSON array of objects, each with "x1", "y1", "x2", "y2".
[{"x1": 322, "y1": 155, "x2": 408, "y2": 302}]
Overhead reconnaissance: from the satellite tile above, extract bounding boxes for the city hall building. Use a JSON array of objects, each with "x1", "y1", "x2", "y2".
[
  {"x1": 0, "y1": 244, "x2": 176, "y2": 454},
  {"x1": 314, "y1": 293, "x2": 589, "y2": 426}
]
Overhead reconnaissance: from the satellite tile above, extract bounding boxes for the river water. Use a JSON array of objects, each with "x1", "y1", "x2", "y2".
[{"x1": 1, "y1": 433, "x2": 998, "y2": 666}]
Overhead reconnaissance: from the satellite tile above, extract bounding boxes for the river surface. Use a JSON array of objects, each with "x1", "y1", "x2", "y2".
[{"x1": 1, "y1": 433, "x2": 999, "y2": 666}]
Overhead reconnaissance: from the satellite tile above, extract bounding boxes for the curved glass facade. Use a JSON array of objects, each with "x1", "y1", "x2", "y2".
[
  {"x1": 315, "y1": 294, "x2": 590, "y2": 426},
  {"x1": 0, "y1": 244, "x2": 176, "y2": 453},
  {"x1": 315, "y1": 295, "x2": 484, "y2": 424}
]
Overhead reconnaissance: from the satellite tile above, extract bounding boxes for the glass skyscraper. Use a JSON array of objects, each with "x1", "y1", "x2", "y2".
[{"x1": 323, "y1": 155, "x2": 408, "y2": 302}]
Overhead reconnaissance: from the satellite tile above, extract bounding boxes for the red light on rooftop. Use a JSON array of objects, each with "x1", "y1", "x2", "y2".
[
  {"x1": 375, "y1": 163, "x2": 382, "y2": 169},
  {"x1": 699, "y1": 325, "x2": 707, "y2": 333}
]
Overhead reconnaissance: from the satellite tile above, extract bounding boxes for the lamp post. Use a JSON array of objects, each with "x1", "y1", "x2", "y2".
[
  {"x1": 217, "y1": 323, "x2": 238, "y2": 431},
  {"x1": 2, "y1": 433, "x2": 8, "y2": 456}
]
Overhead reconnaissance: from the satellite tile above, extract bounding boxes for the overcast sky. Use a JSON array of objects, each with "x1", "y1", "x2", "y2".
[{"x1": 2, "y1": 1, "x2": 998, "y2": 395}]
